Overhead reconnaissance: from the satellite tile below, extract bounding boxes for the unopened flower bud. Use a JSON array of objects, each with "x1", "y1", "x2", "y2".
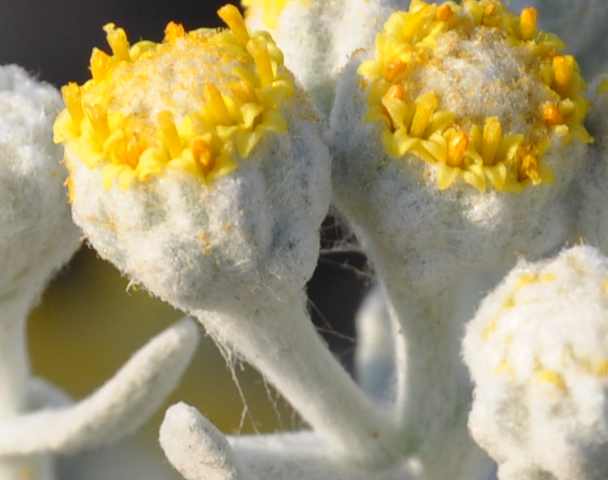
[{"x1": 464, "y1": 245, "x2": 608, "y2": 480}]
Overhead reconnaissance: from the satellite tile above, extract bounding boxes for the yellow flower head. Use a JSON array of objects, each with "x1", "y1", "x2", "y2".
[
  {"x1": 54, "y1": 4, "x2": 294, "y2": 191},
  {"x1": 358, "y1": 0, "x2": 592, "y2": 192}
]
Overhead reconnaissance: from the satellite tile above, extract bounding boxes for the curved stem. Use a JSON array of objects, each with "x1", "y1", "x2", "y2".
[
  {"x1": 0, "y1": 291, "x2": 55, "y2": 480},
  {"x1": 194, "y1": 295, "x2": 404, "y2": 468}
]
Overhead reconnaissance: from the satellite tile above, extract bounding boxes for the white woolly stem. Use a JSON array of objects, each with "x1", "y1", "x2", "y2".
[
  {"x1": 194, "y1": 295, "x2": 404, "y2": 468},
  {"x1": 377, "y1": 260, "x2": 495, "y2": 480},
  {"x1": 0, "y1": 292, "x2": 55, "y2": 480}
]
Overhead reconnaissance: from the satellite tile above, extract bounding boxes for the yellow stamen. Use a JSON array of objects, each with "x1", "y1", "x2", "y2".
[
  {"x1": 218, "y1": 4, "x2": 250, "y2": 45},
  {"x1": 203, "y1": 84, "x2": 233, "y2": 125},
  {"x1": 102, "y1": 24, "x2": 131, "y2": 62},
  {"x1": 520, "y1": 7, "x2": 537, "y2": 41},
  {"x1": 384, "y1": 84, "x2": 407, "y2": 101},
  {"x1": 435, "y1": 4, "x2": 453, "y2": 22},
  {"x1": 164, "y1": 21, "x2": 186, "y2": 42},
  {"x1": 553, "y1": 55, "x2": 575, "y2": 97},
  {"x1": 158, "y1": 111, "x2": 183, "y2": 159},
  {"x1": 517, "y1": 146, "x2": 541, "y2": 184},
  {"x1": 191, "y1": 138, "x2": 215, "y2": 175},
  {"x1": 90, "y1": 48, "x2": 111, "y2": 82},
  {"x1": 61, "y1": 83, "x2": 84, "y2": 127},
  {"x1": 384, "y1": 59, "x2": 408, "y2": 82},
  {"x1": 482, "y1": 117, "x2": 502, "y2": 166},
  {"x1": 247, "y1": 37, "x2": 275, "y2": 86},
  {"x1": 447, "y1": 131, "x2": 468, "y2": 168},
  {"x1": 543, "y1": 103, "x2": 564, "y2": 126},
  {"x1": 84, "y1": 103, "x2": 110, "y2": 140},
  {"x1": 410, "y1": 91, "x2": 438, "y2": 138}
]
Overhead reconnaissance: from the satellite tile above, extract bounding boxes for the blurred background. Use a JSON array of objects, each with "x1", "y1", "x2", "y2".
[{"x1": 0, "y1": 1, "x2": 371, "y2": 477}]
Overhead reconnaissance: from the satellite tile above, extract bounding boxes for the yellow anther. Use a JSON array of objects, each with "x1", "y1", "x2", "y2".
[
  {"x1": 203, "y1": 84, "x2": 233, "y2": 125},
  {"x1": 447, "y1": 132, "x2": 468, "y2": 168},
  {"x1": 409, "y1": 91, "x2": 438, "y2": 138},
  {"x1": 383, "y1": 59, "x2": 408, "y2": 82},
  {"x1": 61, "y1": 83, "x2": 84, "y2": 127},
  {"x1": 543, "y1": 103, "x2": 564, "y2": 126},
  {"x1": 536, "y1": 369, "x2": 566, "y2": 390},
  {"x1": 164, "y1": 21, "x2": 186, "y2": 42},
  {"x1": 247, "y1": 37, "x2": 275, "y2": 86},
  {"x1": 191, "y1": 138, "x2": 215, "y2": 175},
  {"x1": 481, "y1": 117, "x2": 502, "y2": 166},
  {"x1": 84, "y1": 103, "x2": 110, "y2": 140},
  {"x1": 103, "y1": 24, "x2": 131, "y2": 62},
  {"x1": 230, "y1": 79, "x2": 258, "y2": 104},
  {"x1": 435, "y1": 4, "x2": 453, "y2": 22},
  {"x1": 90, "y1": 48, "x2": 111, "y2": 82},
  {"x1": 218, "y1": 4, "x2": 250, "y2": 45},
  {"x1": 157, "y1": 111, "x2": 183, "y2": 159},
  {"x1": 517, "y1": 146, "x2": 541, "y2": 184},
  {"x1": 481, "y1": 1, "x2": 500, "y2": 26},
  {"x1": 384, "y1": 84, "x2": 407, "y2": 101},
  {"x1": 553, "y1": 55, "x2": 575, "y2": 97},
  {"x1": 112, "y1": 135, "x2": 145, "y2": 168},
  {"x1": 520, "y1": 7, "x2": 537, "y2": 41}
]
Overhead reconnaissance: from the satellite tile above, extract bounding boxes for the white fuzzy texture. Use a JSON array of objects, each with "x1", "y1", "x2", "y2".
[
  {"x1": 0, "y1": 65, "x2": 81, "y2": 304},
  {"x1": 330, "y1": 54, "x2": 585, "y2": 297},
  {"x1": 0, "y1": 317, "x2": 199, "y2": 455},
  {"x1": 160, "y1": 402, "x2": 417, "y2": 480},
  {"x1": 246, "y1": 0, "x2": 408, "y2": 114},
  {"x1": 68, "y1": 89, "x2": 330, "y2": 315},
  {"x1": 509, "y1": 0, "x2": 608, "y2": 77},
  {"x1": 463, "y1": 245, "x2": 608, "y2": 480},
  {"x1": 574, "y1": 89, "x2": 608, "y2": 252}
]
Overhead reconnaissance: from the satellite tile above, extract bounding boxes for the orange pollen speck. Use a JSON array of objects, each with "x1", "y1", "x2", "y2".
[
  {"x1": 447, "y1": 132, "x2": 468, "y2": 168},
  {"x1": 192, "y1": 139, "x2": 215, "y2": 174},
  {"x1": 543, "y1": 103, "x2": 565, "y2": 126},
  {"x1": 518, "y1": 148, "x2": 540, "y2": 183},
  {"x1": 164, "y1": 21, "x2": 186, "y2": 42},
  {"x1": 384, "y1": 84, "x2": 407, "y2": 101},
  {"x1": 384, "y1": 59, "x2": 408, "y2": 82},
  {"x1": 435, "y1": 4, "x2": 453, "y2": 22}
]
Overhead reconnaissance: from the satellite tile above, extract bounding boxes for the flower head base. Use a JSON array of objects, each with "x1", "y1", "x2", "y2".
[
  {"x1": 54, "y1": 4, "x2": 294, "y2": 191},
  {"x1": 359, "y1": 0, "x2": 592, "y2": 191}
]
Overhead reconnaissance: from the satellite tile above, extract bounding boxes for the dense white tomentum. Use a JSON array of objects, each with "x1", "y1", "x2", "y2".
[
  {"x1": 0, "y1": 65, "x2": 202, "y2": 480},
  {"x1": 9, "y1": 0, "x2": 608, "y2": 480}
]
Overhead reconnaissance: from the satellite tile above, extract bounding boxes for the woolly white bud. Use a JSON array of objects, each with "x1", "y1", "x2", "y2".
[
  {"x1": 243, "y1": 0, "x2": 407, "y2": 114},
  {"x1": 0, "y1": 64, "x2": 80, "y2": 303},
  {"x1": 463, "y1": 245, "x2": 608, "y2": 480}
]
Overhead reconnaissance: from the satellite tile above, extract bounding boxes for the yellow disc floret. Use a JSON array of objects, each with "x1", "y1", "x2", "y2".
[
  {"x1": 242, "y1": 0, "x2": 310, "y2": 30},
  {"x1": 358, "y1": 0, "x2": 592, "y2": 192},
  {"x1": 54, "y1": 4, "x2": 294, "y2": 191}
]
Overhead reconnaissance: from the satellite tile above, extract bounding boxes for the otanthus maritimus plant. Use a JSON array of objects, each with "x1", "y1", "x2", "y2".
[{"x1": 12, "y1": 0, "x2": 608, "y2": 479}]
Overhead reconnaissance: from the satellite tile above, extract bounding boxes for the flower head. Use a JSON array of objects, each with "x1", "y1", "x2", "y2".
[
  {"x1": 358, "y1": 0, "x2": 591, "y2": 191},
  {"x1": 55, "y1": 4, "x2": 293, "y2": 191},
  {"x1": 463, "y1": 245, "x2": 608, "y2": 480},
  {"x1": 55, "y1": 4, "x2": 331, "y2": 314}
]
